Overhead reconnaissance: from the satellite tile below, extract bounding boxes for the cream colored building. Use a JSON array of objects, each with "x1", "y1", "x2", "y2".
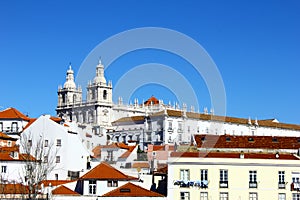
[{"x1": 168, "y1": 151, "x2": 300, "y2": 200}]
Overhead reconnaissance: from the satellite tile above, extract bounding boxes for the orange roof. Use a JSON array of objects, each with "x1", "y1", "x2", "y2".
[
  {"x1": 170, "y1": 151, "x2": 299, "y2": 160},
  {"x1": 0, "y1": 107, "x2": 30, "y2": 121},
  {"x1": 132, "y1": 162, "x2": 150, "y2": 168},
  {"x1": 0, "y1": 183, "x2": 28, "y2": 194},
  {"x1": 40, "y1": 180, "x2": 75, "y2": 187},
  {"x1": 102, "y1": 182, "x2": 164, "y2": 197},
  {"x1": 80, "y1": 162, "x2": 138, "y2": 180},
  {"x1": 92, "y1": 146, "x2": 101, "y2": 158},
  {"x1": 112, "y1": 116, "x2": 145, "y2": 124},
  {"x1": 0, "y1": 132, "x2": 17, "y2": 141},
  {"x1": 52, "y1": 185, "x2": 80, "y2": 196},
  {"x1": 0, "y1": 152, "x2": 36, "y2": 161},
  {"x1": 0, "y1": 146, "x2": 19, "y2": 153},
  {"x1": 22, "y1": 118, "x2": 37, "y2": 131},
  {"x1": 144, "y1": 96, "x2": 160, "y2": 106},
  {"x1": 50, "y1": 116, "x2": 62, "y2": 123},
  {"x1": 195, "y1": 134, "x2": 300, "y2": 149}
]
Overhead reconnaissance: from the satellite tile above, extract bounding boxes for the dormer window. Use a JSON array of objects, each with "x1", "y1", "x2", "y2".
[{"x1": 248, "y1": 137, "x2": 254, "y2": 142}]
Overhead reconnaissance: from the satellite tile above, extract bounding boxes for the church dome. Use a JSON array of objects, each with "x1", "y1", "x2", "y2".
[
  {"x1": 63, "y1": 65, "x2": 76, "y2": 89},
  {"x1": 93, "y1": 60, "x2": 106, "y2": 84}
]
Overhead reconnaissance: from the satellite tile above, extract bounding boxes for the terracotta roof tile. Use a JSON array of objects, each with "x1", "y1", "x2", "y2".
[
  {"x1": 112, "y1": 116, "x2": 145, "y2": 124},
  {"x1": 80, "y1": 162, "x2": 138, "y2": 180},
  {"x1": 132, "y1": 162, "x2": 150, "y2": 168},
  {"x1": 0, "y1": 152, "x2": 36, "y2": 161},
  {"x1": 170, "y1": 151, "x2": 299, "y2": 160},
  {"x1": 0, "y1": 146, "x2": 19, "y2": 153},
  {"x1": 0, "y1": 132, "x2": 17, "y2": 140},
  {"x1": 52, "y1": 185, "x2": 80, "y2": 196},
  {"x1": 0, "y1": 183, "x2": 28, "y2": 194},
  {"x1": 144, "y1": 96, "x2": 160, "y2": 106},
  {"x1": 195, "y1": 134, "x2": 300, "y2": 149},
  {"x1": 40, "y1": 180, "x2": 75, "y2": 187},
  {"x1": 102, "y1": 182, "x2": 164, "y2": 197},
  {"x1": 0, "y1": 107, "x2": 30, "y2": 121}
]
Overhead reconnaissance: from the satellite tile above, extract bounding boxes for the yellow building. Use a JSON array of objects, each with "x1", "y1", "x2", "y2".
[{"x1": 168, "y1": 151, "x2": 300, "y2": 200}]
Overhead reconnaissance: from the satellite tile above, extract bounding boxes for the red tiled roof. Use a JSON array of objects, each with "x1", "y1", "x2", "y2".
[
  {"x1": 118, "y1": 144, "x2": 136, "y2": 159},
  {"x1": 144, "y1": 96, "x2": 160, "y2": 106},
  {"x1": 102, "y1": 182, "x2": 164, "y2": 197},
  {"x1": 0, "y1": 183, "x2": 28, "y2": 194},
  {"x1": 0, "y1": 132, "x2": 17, "y2": 140},
  {"x1": 40, "y1": 180, "x2": 75, "y2": 187},
  {"x1": 0, "y1": 152, "x2": 36, "y2": 161},
  {"x1": 195, "y1": 134, "x2": 300, "y2": 149},
  {"x1": 132, "y1": 162, "x2": 150, "y2": 168},
  {"x1": 92, "y1": 146, "x2": 101, "y2": 158},
  {"x1": 112, "y1": 116, "x2": 145, "y2": 124},
  {"x1": 22, "y1": 118, "x2": 37, "y2": 131},
  {"x1": 0, "y1": 107, "x2": 30, "y2": 121},
  {"x1": 80, "y1": 162, "x2": 138, "y2": 180},
  {"x1": 170, "y1": 151, "x2": 299, "y2": 160},
  {"x1": 0, "y1": 146, "x2": 19, "y2": 153},
  {"x1": 50, "y1": 116, "x2": 62, "y2": 123},
  {"x1": 52, "y1": 185, "x2": 80, "y2": 196}
]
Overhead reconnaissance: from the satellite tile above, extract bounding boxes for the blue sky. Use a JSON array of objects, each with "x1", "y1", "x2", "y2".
[{"x1": 0, "y1": 1, "x2": 300, "y2": 124}]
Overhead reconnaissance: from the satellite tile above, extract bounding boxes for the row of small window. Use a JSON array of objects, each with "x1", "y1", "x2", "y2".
[
  {"x1": 0, "y1": 122, "x2": 19, "y2": 132},
  {"x1": 44, "y1": 156, "x2": 61, "y2": 163},
  {"x1": 180, "y1": 192, "x2": 297, "y2": 200},
  {"x1": 180, "y1": 169, "x2": 287, "y2": 189},
  {"x1": 27, "y1": 139, "x2": 62, "y2": 147},
  {"x1": 88, "y1": 180, "x2": 118, "y2": 194}
]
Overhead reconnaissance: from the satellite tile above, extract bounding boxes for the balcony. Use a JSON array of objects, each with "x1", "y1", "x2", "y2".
[
  {"x1": 291, "y1": 182, "x2": 300, "y2": 191},
  {"x1": 173, "y1": 180, "x2": 208, "y2": 189},
  {"x1": 249, "y1": 181, "x2": 257, "y2": 188},
  {"x1": 219, "y1": 181, "x2": 228, "y2": 188},
  {"x1": 278, "y1": 182, "x2": 285, "y2": 189}
]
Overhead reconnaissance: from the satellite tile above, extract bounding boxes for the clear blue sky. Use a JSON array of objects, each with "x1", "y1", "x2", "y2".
[{"x1": 0, "y1": 0, "x2": 300, "y2": 124}]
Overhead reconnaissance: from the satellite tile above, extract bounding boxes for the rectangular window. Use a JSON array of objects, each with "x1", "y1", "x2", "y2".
[
  {"x1": 44, "y1": 140, "x2": 48, "y2": 147},
  {"x1": 89, "y1": 180, "x2": 97, "y2": 195},
  {"x1": 180, "y1": 192, "x2": 190, "y2": 200},
  {"x1": 249, "y1": 170, "x2": 257, "y2": 188},
  {"x1": 56, "y1": 139, "x2": 62, "y2": 146},
  {"x1": 28, "y1": 140, "x2": 32, "y2": 147},
  {"x1": 201, "y1": 169, "x2": 208, "y2": 181},
  {"x1": 220, "y1": 192, "x2": 228, "y2": 200},
  {"x1": 249, "y1": 192, "x2": 258, "y2": 200},
  {"x1": 219, "y1": 169, "x2": 228, "y2": 188},
  {"x1": 11, "y1": 122, "x2": 18, "y2": 132},
  {"x1": 44, "y1": 156, "x2": 48, "y2": 163},
  {"x1": 200, "y1": 192, "x2": 208, "y2": 200},
  {"x1": 0, "y1": 122, "x2": 3, "y2": 132},
  {"x1": 56, "y1": 156, "x2": 60, "y2": 163},
  {"x1": 1, "y1": 166, "x2": 7, "y2": 173},
  {"x1": 278, "y1": 193, "x2": 286, "y2": 200},
  {"x1": 178, "y1": 122, "x2": 183, "y2": 132},
  {"x1": 107, "y1": 180, "x2": 118, "y2": 187},
  {"x1": 7, "y1": 141, "x2": 12, "y2": 147},
  {"x1": 168, "y1": 121, "x2": 173, "y2": 130},
  {"x1": 293, "y1": 193, "x2": 300, "y2": 200},
  {"x1": 180, "y1": 169, "x2": 190, "y2": 182},
  {"x1": 278, "y1": 171, "x2": 285, "y2": 189}
]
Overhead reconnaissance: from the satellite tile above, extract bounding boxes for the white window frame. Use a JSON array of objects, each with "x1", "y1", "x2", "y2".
[
  {"x1": 56, "y1": 139, "x2": 62, "y2": 147},
  {"x1": 201, "y1": 169, "x2": 208, "y2": 181},
  {"x1": 180, "y1": 169, "x2": 190, "y2": 182},
  {"x1": 278, "y1": 193, "x2": 286, "y2": 200},
  {"x1": 180, "y1": 192, "x2": 190, "y2": 200},
  {"x1": 200, "y1": 192, "x2": 208, "y2": 200},
  {"x1": 220, "y1": 192, "x2": 228, "y2": 200},
  {"x1": 249, "y1": 192, "x2": 258, "y2": 200},
  {"x1": 88, "y1": 180, "x2": 97, "y2": 195},
  {"x1": 1, "y1": 166, "x2": 7, "y2": 173}
]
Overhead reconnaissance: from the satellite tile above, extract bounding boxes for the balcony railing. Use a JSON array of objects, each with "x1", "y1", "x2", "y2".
[
  {"x1": 249, "y1": 181, "x2": 257, "y2": 188},
  {"x1": 173, "y1": 180, "x2": 208, "y2": 189},
  {"x1": 278, "y1": 182, "x2": 285, "y2": 189},
  {"x1": 219, "y1": 181, "x2": 228, "y2": 188}
]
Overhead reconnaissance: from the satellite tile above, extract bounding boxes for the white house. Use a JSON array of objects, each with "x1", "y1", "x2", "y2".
[{"x1": 20, "y1": 114, "x2": 91, "y2": 180}]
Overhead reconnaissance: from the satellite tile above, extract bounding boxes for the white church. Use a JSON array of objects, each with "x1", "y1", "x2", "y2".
[{"x1": 56, "y1": 60, "x2": 300, "y2": 150}]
